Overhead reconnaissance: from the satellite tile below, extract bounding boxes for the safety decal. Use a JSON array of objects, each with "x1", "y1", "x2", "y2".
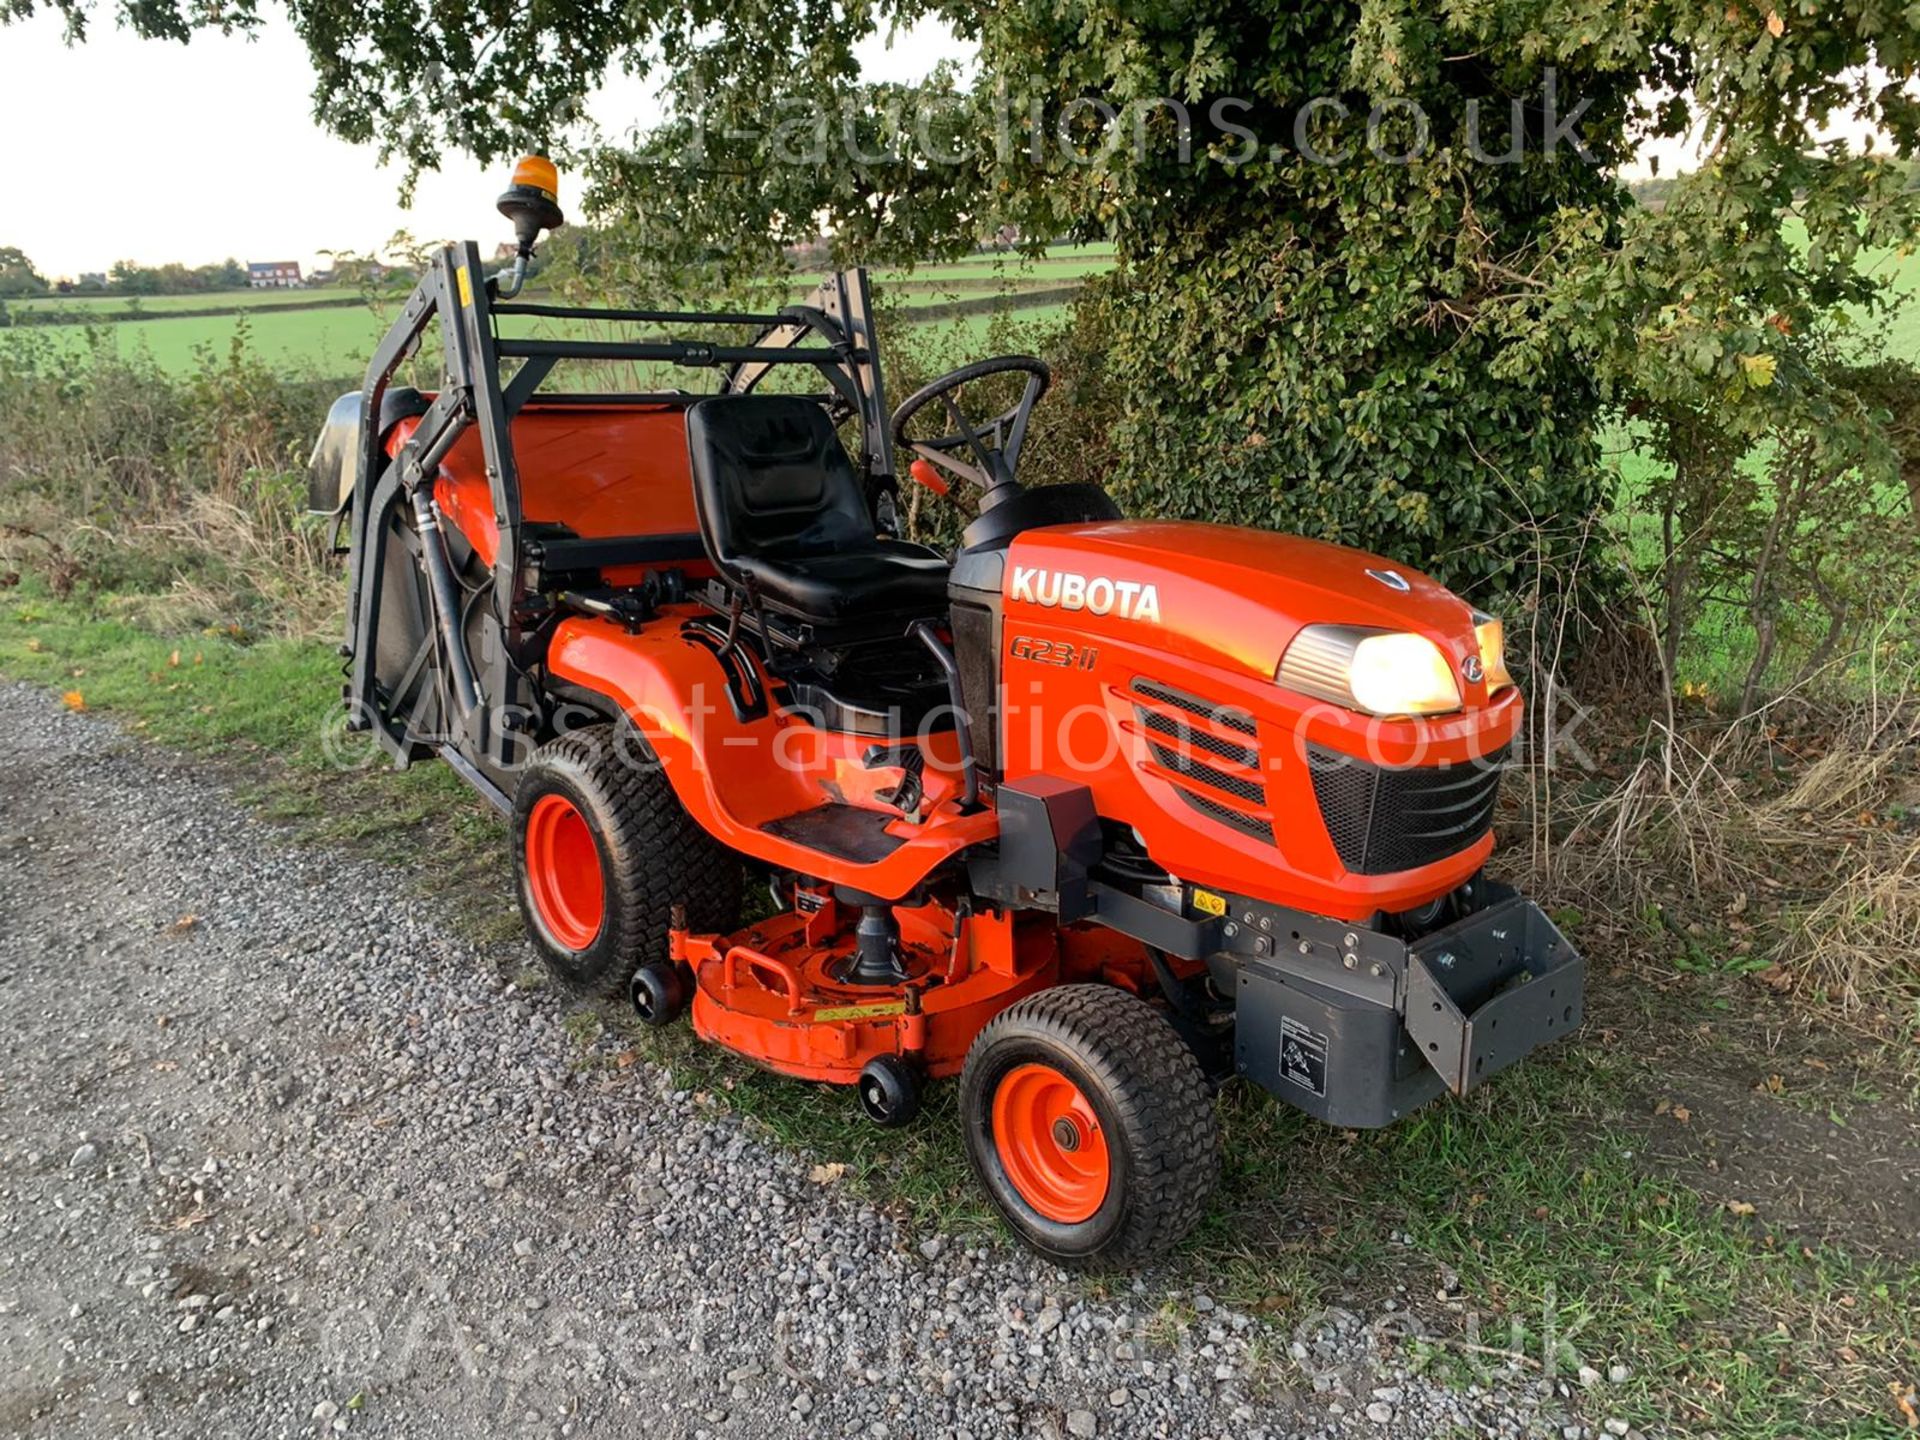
[
  {"x1": 1279, "y1": 1015, "x2": 1329, "y2": 1098},
  {"x1": 813, "y1": 1000, "x2": 908, "y2": 1023}
]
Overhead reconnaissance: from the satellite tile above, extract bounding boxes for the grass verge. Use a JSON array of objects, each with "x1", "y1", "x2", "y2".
[{"x1": 2, "y1": 579, "x2": 1915, "y2": 1439}]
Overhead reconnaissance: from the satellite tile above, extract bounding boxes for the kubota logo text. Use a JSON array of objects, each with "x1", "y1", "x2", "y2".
[{"x1": 1009, "y1": 567, "x2": 1161, "y2": 623}]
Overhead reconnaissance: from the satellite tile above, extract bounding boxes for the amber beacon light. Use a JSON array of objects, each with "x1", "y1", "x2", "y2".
[{"x1": 495, "y1": 154, "x2": 565, "y2": 297}]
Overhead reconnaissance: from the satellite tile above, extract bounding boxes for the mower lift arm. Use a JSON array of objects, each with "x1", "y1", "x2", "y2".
[{"x1": 909, "y1": 620, "x2": 978, "y2": 810}]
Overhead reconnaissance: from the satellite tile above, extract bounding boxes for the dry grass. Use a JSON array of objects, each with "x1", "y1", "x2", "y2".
[
  {"x1": 1790, "y1": 845, "x2": 1920, "y2": 1013},
  {"x1": 1514, "y1": 649, "x2": 1920, "y2": 1026},
  {"x1": 0, "y1": 333, "x2": 341, "y2": 640},
  {"x1": 1756, "y1": 689, "x2": 1920, "y2": 1014},
  {"x1": 139, "y1": 490, "x2": 342, "y2": 639}
]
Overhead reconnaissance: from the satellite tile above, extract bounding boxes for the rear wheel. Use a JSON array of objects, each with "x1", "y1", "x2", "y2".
[
  {"x1": 512, "y1": 725, "x2": 743, "y2": 996},
  {"x1": 959, "y1": 984, "x2": 1219, "y2": 1266}
]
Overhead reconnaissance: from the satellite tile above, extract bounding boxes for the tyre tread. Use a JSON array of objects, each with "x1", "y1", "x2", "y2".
[
  {"x1": 965, "y1": 983, "x2": 1219, "y2": 1265},
  {"x1": 514, "y1": 724, "x2": 742, "y2": 996}
]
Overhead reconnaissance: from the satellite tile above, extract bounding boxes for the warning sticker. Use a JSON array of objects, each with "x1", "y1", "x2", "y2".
[
  {"x1": 812, "y1": 1000, "x2": 907, "y2": 1023},
  {"x1": 1279, "y1": 1015, "x2": 1329, "y2": 1098}
]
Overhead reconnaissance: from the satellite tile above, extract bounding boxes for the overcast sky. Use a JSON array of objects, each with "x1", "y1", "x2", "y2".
[
  {"x1": 5, "y1": 11, "x2": 1835, "y2": 281},
  {"x1": 9, "y1": 11, "x2": 956, "y2": 278}
]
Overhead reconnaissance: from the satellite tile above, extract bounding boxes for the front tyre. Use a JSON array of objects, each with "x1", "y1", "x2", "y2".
[
  {"x1": 959, "y1": 985, "x2": 1219, "y2": 1266},
  {"x1": 512, "y1": 725, "x2": 742, "y2": 996}
]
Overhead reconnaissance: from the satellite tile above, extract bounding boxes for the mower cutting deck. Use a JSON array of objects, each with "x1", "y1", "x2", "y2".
[{"x1": 308, "y1": 159, "x2": 1584, "y2": 1264}]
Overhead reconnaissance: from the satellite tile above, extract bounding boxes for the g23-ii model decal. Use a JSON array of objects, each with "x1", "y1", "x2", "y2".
[{"x1": 1008, "y1": 634, "x2": 1100, "y2": 669}]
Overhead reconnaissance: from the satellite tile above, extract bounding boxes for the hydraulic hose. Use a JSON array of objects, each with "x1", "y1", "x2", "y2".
[{"x1": 408, "y1": 487, "x2": 483, "y2": 721}]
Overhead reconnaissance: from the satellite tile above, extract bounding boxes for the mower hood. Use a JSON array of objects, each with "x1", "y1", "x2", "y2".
[{"x1": 1002, "y1": 519, "x2": 1480, "y2": 680}]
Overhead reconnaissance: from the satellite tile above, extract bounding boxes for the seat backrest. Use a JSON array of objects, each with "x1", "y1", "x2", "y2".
[
  {"x1": 420, "y1": 400, "x2": 710, "y2": 582},
  {"x1": 687, "y1": 395, "x2": 877, "y2": 579}
]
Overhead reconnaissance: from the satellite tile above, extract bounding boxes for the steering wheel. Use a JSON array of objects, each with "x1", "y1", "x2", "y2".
[{"x1": 890, "y1": 355, "x2": 1051, "y2": 501}]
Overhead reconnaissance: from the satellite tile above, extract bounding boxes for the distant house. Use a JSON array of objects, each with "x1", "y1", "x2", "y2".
[{"x1": 247, "y1": 261, "x2": 303, "y2": 289}]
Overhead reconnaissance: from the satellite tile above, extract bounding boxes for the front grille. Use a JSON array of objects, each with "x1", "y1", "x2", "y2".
[
  {"x1": 1177, "y1": 787, "x2": 1274, "y2": 842},
  {"x1": 1137, "y1": 706, "x2": 1259, "y2": 768},
  {"x1": 1147, "y1": 741, "x2": 1264, "y2": 803},
  {"x1": 1132, "y1": 679, "x2": 1257, "y2": 735},
  {"x1": 1307, "y1": 744, "x2": 1508, "y2": 875},
  {"x1": 1132, "y1": 678, "x2": 1272, "y2": 843}
]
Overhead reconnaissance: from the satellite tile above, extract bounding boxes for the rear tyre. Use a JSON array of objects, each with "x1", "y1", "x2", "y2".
[
  {"x1": 959, "y1": 984, "x2": 1219, "y2": 1267},
  {"x1": 512, "y1": 725, "x2": 743, "y2": 997}
]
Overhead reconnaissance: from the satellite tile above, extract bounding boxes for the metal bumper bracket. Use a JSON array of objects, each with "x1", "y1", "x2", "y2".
[{"x1": 1404, "y1": 898, "x2": 1583, "y2": 1096}]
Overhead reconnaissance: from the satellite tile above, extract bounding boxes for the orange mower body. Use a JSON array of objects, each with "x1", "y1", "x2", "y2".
[{"x1": 314, "y1": 201, "x2": 1583, "y2": 1264}]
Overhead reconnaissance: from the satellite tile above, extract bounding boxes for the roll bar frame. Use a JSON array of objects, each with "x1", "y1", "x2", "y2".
[{"x1": 339, "y1": 242, "x2": 895, "y2": 775}]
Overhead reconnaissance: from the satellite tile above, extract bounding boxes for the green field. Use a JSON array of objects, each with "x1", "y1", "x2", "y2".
[
  {"x1": 871, "y1": 252, "x2": 1117, "y2": 285},
  {"x1": 11, "y1": 227, "x2": 1908, "y2": 382},
  {"x1": 10, "y1": 285, "x2": 371, "y2": 317},
  {"x1": 1866, "y1": 243, "x2": 1920, "y2": 361},
  {"x1": 0, "y1": 244, "x2": 1113, "y2": 378},
  {"x1": 2, "y1": 304, "x2": 387, "y2": 376},
  {"x1": 1786, "y1": 217, "x2": 1920, "y2": 363}
]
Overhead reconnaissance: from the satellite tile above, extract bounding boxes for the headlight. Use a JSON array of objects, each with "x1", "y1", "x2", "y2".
[
  {"x1": 1277, "y1": 625, "x2": 1462, "y2": 716},
  {"x1": 1471, "y1": 610, "x2": 1515, "y2": 693}
]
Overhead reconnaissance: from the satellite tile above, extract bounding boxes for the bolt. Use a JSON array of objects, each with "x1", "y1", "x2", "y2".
[
  {"x1": 1253, "y1": 936, "x2": 1271, "y2": 956},
  {"x1": 1435, "y1": 951, "x2": 1457, "y2": 971},
  {"x1": 1224, "y1": 923, "x2": 1239, "y2": 938},
  {"x1": 1297, "y1": 940, "x2": 1312, "y2": 955},
  {"x1": 1259, "y1": 916, "x2": 1272, "y2": 933},
  {"x1": 1342, "y1": 954, "x2": 1358, "y2": 970},
  {"x1": 1343, "y1": 932, "x2": 1360, "y2": 949},
  {"x1": 1369, "y1": 963, "x2": 1385, "y2": 978}
]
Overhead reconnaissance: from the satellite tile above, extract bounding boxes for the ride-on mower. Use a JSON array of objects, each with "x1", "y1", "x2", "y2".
[{"x1": 310, "y1": 160, "x2": 1583, "y2": 1264}]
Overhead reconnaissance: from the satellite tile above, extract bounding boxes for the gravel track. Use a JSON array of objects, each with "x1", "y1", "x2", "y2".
[{"x1": 0, "y1": 683, "x2": 1604, "y2": 1439}]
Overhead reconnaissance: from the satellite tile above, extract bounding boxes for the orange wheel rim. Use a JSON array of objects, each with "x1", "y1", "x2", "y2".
[
  {"x1": 991, "y1": 1062, "x2": 1111, "y2": 1224},
  {"x1": 524, "y1": 794, "x2": 604, "y2": 950}
]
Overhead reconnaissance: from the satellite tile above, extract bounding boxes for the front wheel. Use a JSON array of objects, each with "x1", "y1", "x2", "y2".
[{"x1": 959, "y1": 985, "x2": 1219, "y2": 1267}]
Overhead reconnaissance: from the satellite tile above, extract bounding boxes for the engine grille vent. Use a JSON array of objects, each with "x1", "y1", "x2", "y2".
[
  {"x1": 1132, "y1": 678, "x2": 1257, "y2": 735},
  {"x1": 1137, "y1": 706, "x2": 1259, "y2": 769},
  {"x1": 1147, "y1": 741, "x2": 1264, "y2": 804},
  {"x1": 1307, "y1": 744, "x2": 1509, "y2": 875},
  {"x1": 1131, "y1": 678, "x2": 1272, "y2": 843},
  {"x1": 1176, "y1": 786, "x2": 1274, "y2": 842}
]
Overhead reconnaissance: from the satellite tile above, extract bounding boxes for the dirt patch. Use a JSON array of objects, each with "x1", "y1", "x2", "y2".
[{"x1": 1586, "y1": 968, "x2": 1920, "y2": 1260}]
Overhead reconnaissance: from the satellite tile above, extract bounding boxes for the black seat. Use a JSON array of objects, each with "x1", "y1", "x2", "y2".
[{"x1": 687, "y1": 395, "x2": 950, "y2": 624}]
